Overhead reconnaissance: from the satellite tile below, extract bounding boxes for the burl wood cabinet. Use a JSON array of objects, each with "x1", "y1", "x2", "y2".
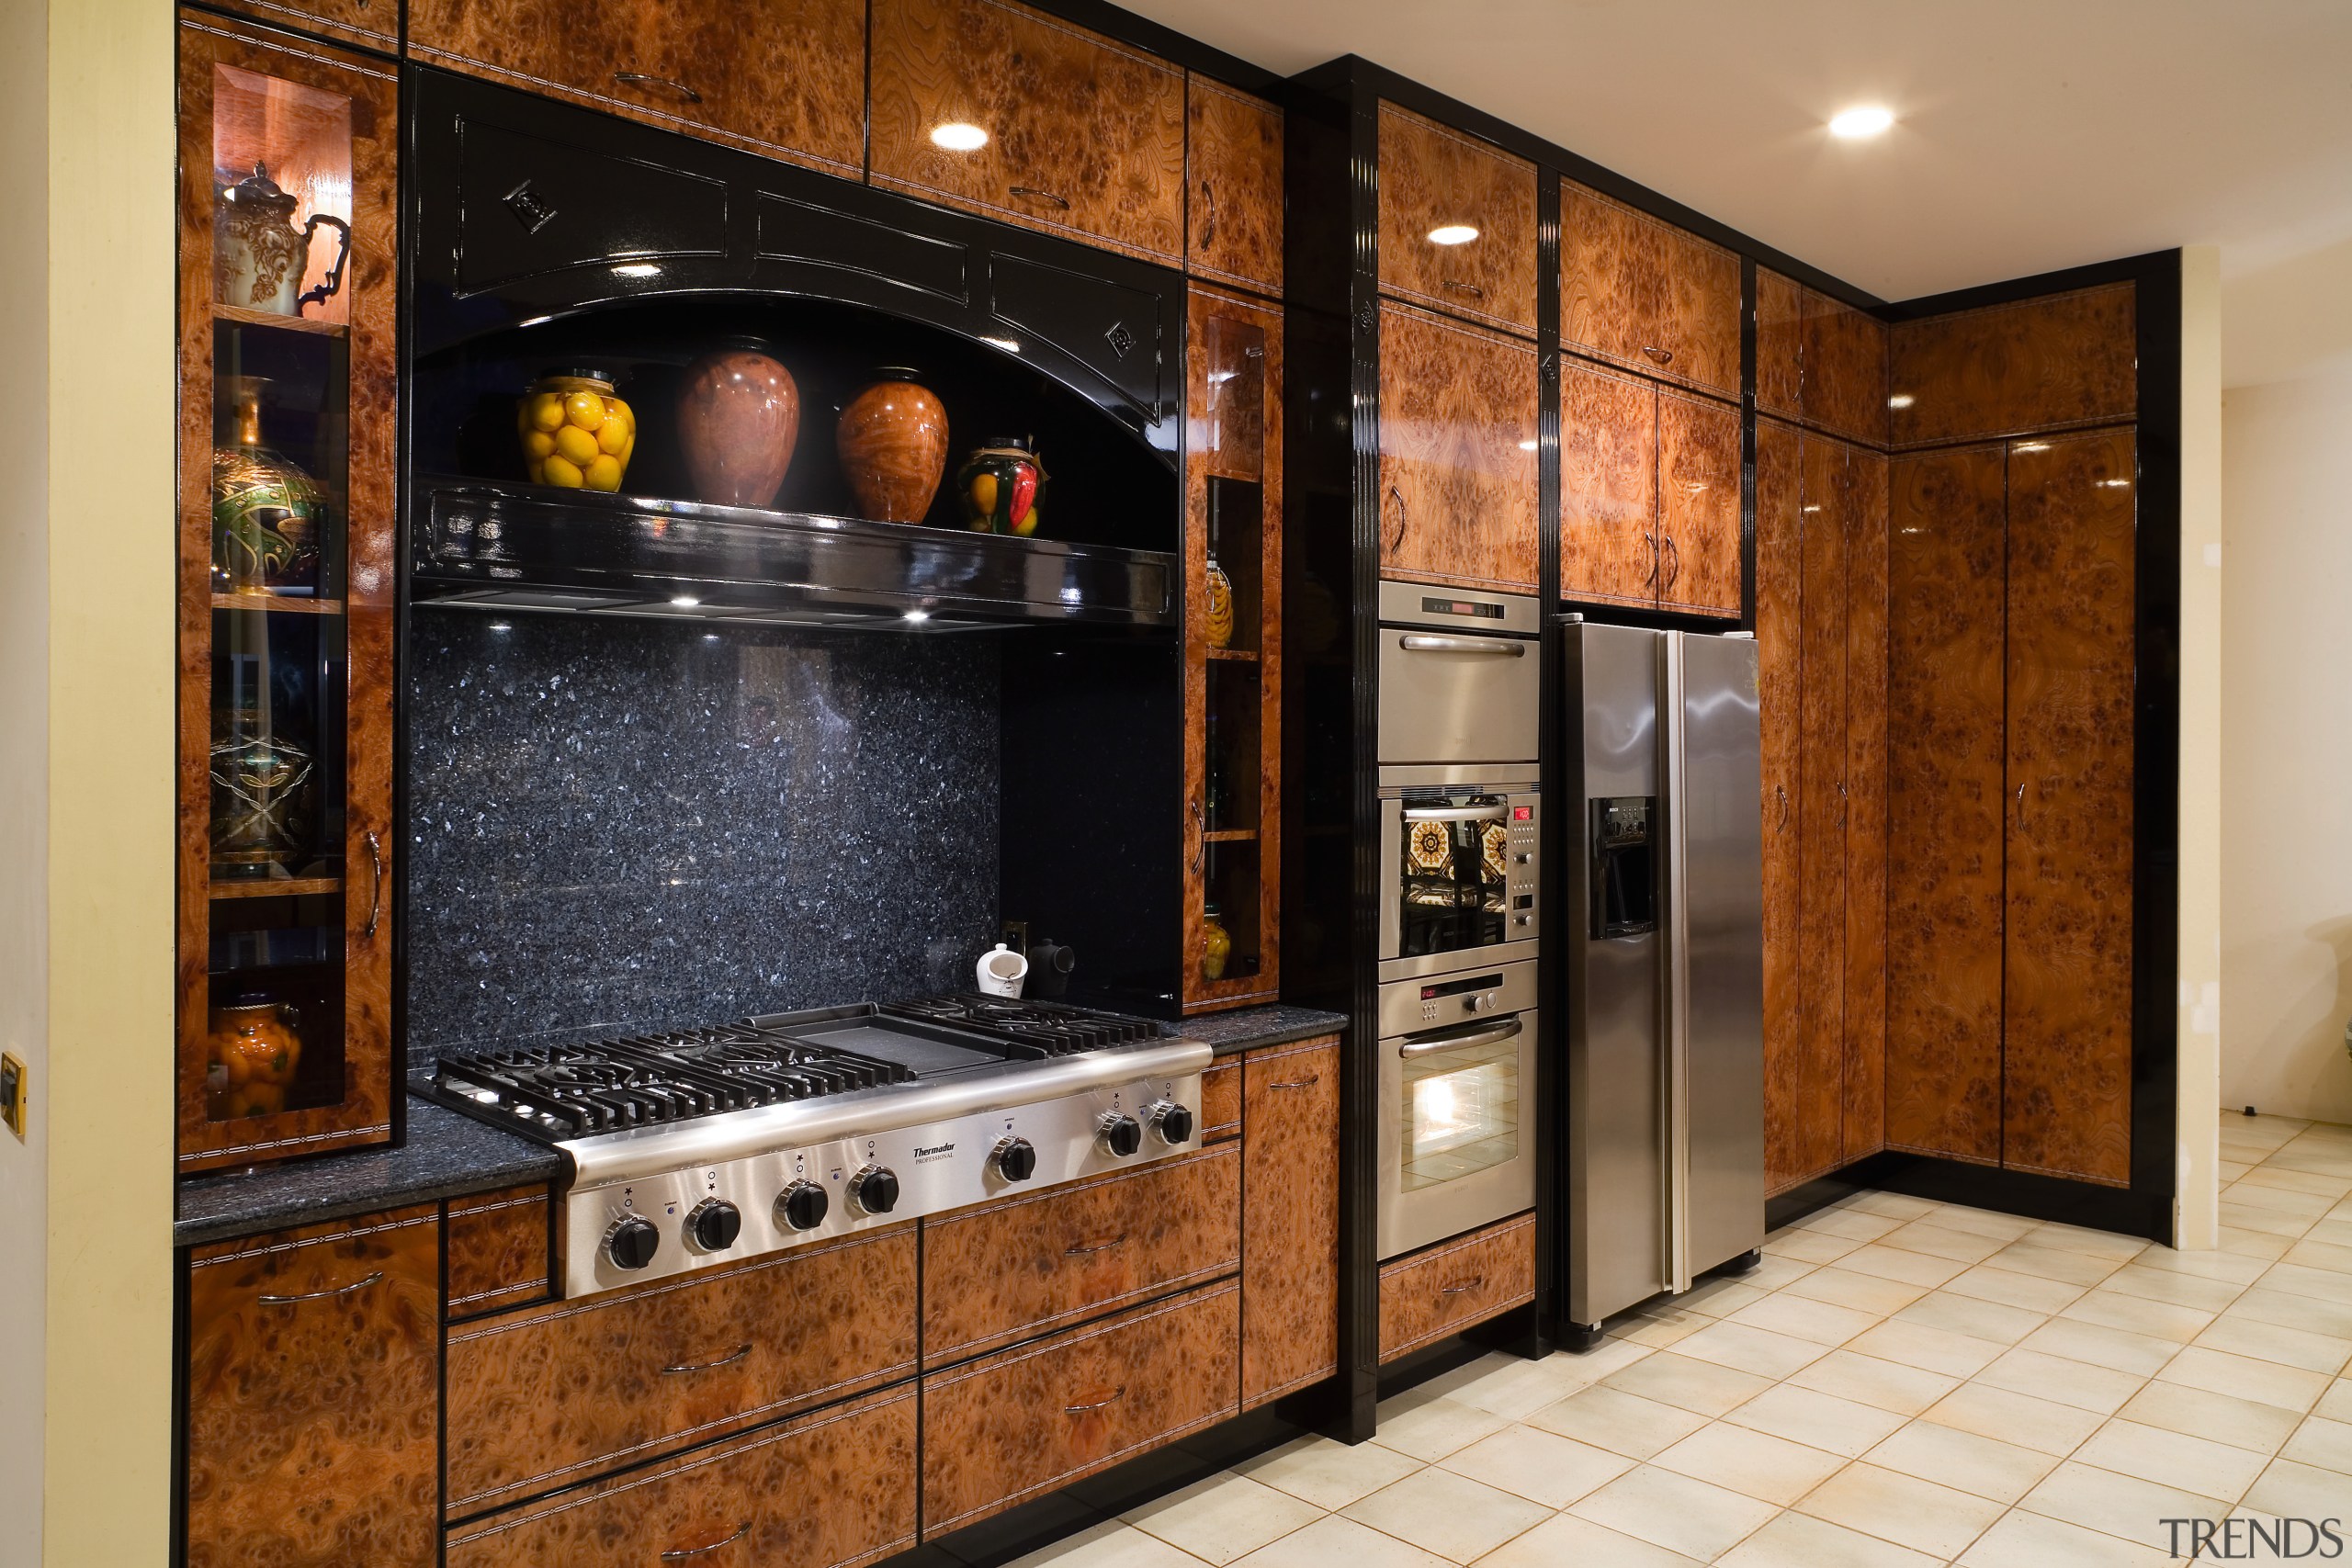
[
  {"x1": 1379, "y1": 104, "x2": 1539, "y2": 336},
  {"x1": 1377, "y1": 1211, "x2": 1537, "y2": 1363},
  {"x1": 1886, "y1": 431, "x2": 2137, "y2": 1187},
  {"x1": 868, "y1": 0, "x2": 1187, "y2": 264},
  {"x1": 1241, "y1": 1036, "x2": 1340, "y2": 1407},
  {"x1": 1889, "y1": 284, "x2": 2137, "y2": 448},
  {"x1": 1188, "y1": 77, "x2": 1283, "y2": 298},
  {"x1": 184, "y1": 1208, "x2": 441, "y2": 1567},
  {"x1": 407, "y1": 0, "x2": 867, "y2": 175},
  {"x1": 1561, "y1": 181, "x2": 1742, "y2": 400},
  {"x1": 1378, "y1": 301, "x2": 1542, "y2": 592},
  {"x1": 1756, "y1": 420, "x2": 1888, "y2": 1196},
  {"x1": 1558, "y1": 359, "x2": 1739, "y2": 618},
  {"x1": 209, "y1": 0, "x2": 396, "y2": 54},
  {"x1": 1755, "y1": 268, "x2": 1890, "y2": 447},
  {"x1": 176, "y1": 12, "x2": 400, "y2": 1172}
]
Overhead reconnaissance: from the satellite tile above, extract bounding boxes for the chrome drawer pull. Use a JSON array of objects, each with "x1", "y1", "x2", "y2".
[
  {"x1": 614, "y1": 72, "x2": 703, "y2": 104},
  {"x1": 258, "y1": 1270, "x2": 383, "y2": 1307},
  {"x1": 1064, "y1": 1235, "x2": 1128, "y2": 1257},
  {"x1": 1440, "y1": 1277, "x2": 1485, "y2": 1296},
  {"x1": 661, "y1": 1343, "x2": 752, "y2": 1376},
  {"x1": 1065, "y1": 1387, "x2": 1126, "y2": 1415},
  {"x1": 1642, "y1": 344, "x2": 1674, "y2": 366},
  {"x1": 1010, "y1": 185, "x2": 1071, "y2": 210},
  {"x1": 1442, "y1": 278, "x2": 1487, "y2": 299},
  {"x1": 661, "y1": 1522, "x2": 750, "y2": 1560},
  {"x1": 1267, "y1": 1076, "x2": 1320, "y2": 1090}
]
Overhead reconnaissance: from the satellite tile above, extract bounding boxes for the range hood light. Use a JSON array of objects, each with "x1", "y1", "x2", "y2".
[
  {"x1": 903, "y1": 608, "x2": 931, "y2": 624},
  {"x1": 671, "y1": 594, "x2": 701, "y2": 608},
  {"x1": 612, "y1": 262, "x2": 662, "y2": 278}
]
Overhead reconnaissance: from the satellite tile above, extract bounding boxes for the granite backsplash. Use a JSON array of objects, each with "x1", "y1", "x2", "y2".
[{"x1": 403, "y1": 613, "x2": 1001, "y2": 1065}]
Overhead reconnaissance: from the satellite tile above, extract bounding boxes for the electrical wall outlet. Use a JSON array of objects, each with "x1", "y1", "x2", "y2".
[{"x1": 1, "y1": 1052, "x2": 24, "y2": 1138}]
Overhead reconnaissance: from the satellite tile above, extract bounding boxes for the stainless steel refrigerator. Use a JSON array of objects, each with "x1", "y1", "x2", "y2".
[{"x1": 1561, "y1": 622, "x2": 1765, "y2": 1335}]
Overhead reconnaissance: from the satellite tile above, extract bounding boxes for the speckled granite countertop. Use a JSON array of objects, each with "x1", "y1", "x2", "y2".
[
  {"x1": 1176, "y1": 1003, "x2": 1349, "y2": 1056},
  {"x1": 175, "y1": 1097, "x2": 561, "y2": 1249}
]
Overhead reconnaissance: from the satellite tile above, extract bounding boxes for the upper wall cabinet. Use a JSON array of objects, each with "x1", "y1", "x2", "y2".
[
  {"x1": 1561, "y1": 181, "x2": 1742, "y2": 400},
  {"x1": 1187, "y1": 78, "x2": 1283, "y2": 298},
  {"x1": 1889, "y1": 284, "x2": 2137, "y2": 448},
  {"x1": 1378, "y1": 104, "x2": 1538, "y2": 336},
  {"x1": 870, "y1": 0, "x2": 1187, "y2": 265},
  {"x1": 1378, "y1": 302, "x2": 1541, "y2": 592},
  {"x1": 1802, "y1": 288, "x2": 1889, "y2": 446},
  {"x1": 209, "y1": 0, "x2": 396, "y2": 55},
  {"x1": 1755, "y1": 267, "x2": 1804, "y2": 421},
  {"x1": 407, "y1": 0, "x2": 866, "y2": 176}
]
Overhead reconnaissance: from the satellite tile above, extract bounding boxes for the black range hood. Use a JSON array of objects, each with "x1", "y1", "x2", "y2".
[{"x1": 411, "y1": 479, "x2": 1176, "y2": 631}]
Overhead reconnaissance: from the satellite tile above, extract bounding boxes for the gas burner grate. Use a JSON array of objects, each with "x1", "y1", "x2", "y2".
[{"x1": 883, "y1": 993, "x2": 1163, "y2": 1057}]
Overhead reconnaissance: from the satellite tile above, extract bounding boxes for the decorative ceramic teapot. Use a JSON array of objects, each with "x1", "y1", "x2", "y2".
[{"x1": 214, "y1": 163, "x2": 351, "y2": 317}]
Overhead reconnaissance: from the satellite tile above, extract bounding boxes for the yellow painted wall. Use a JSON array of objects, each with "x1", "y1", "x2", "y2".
[
  {"x1": 38, "y1": 0, "x2": 178, "y2": 1558},
  {"x1": 2175, "y1": 247, "x2": 2222, "y2": 1248}
]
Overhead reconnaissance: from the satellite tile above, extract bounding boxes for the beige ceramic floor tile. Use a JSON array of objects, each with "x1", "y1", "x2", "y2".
[
  {"x1": 1714, "y1": 1509, "x2": 1943, "y2": 1568},
  {"x1": 1833, "y1": 1244, "x2": 1970, "y2": 1288},
  {"x1": 2113, "y1": 1381, "x2": 2303, "y2": 1455},
  {"x1": 1795, "y1": 1461, "x2": 2007, "y2": 1558},
  {"x1": 1881, "y1": 1221, "x2": 2012, "y2": 1264},
  {"x1": 2321, "y1": 1379, "x2": 2352, "y2": 1422},
  {"x1": 1846, "y1": 1319, "x2": 2008, "y2": 1378},
  {"x1": 1651, "y1": 1420, "x2": 1847, "y2": 1506},
  {"x1": 1526, "y1": 1384, "x2": 1709, "y2": 1461},
  {"x1": 1796, "y1": 1208, "x2": 1905, "y2": 1243},
  {"x1": 2014, "y1": 1316, "x2": 2183, "y2": 1377},
  {"x1": 1740, "y1": 1255, "x2": 1820, "y2": 1292},
  {"x1": 1445, "y1": 1347, "x2": 1632, "y2": 1420},
  {"x1": 1766, "y1": 1229, "x2": 1861, "y2": 1265},
  {"x1": 1669, "y1": 1320, "x2": 1831, "y2": 1380},
  {"x1": 2241, "y1": 1459, "x2": 2352, "y2": 1531},
  {"x1": 2219, "y1": 1201, "x2": 2316, "y2": 1239},
  {"x1": 1340, "y1": 1466, "x2": 1552, "y2": 1566},
  {"x1": 2027, "y1": 1223, "x2": 2152, "y2": 1263},
  {"x1": 1123, "y1": 1473, "x2": 1325, "y2": 1566},
  {"x1": 1468, "y1": 1511, "x2": 1702, "y2": 1568},
  {"x1": 1984, "y1": 1243, "x2": 2128, "y2": 1288},
  {"x1": 1894, "y1": 1289, "x2": 2050, "y2": 1346},
  {"x1": 1864, "y1": 1416, "x2": 2061, "y2": 1503},
  {"x1": 2256, "y1": 1260, "x2": 2352, "y2": 1305},
  {"x1": 1567, "y1": 1464, "x2": 1780, "y2": 1562},
  {"x1": 1942, "y1": 1263, "x2": 2092, "y2": 1314},
  {"x1": 2060, "y1": 1287, "x2": 2217, "y2": 1343},
  {"x1": 1920, "y1": 1382, "x2": 2108, "y2": 1456},
  {"x1": 1847, "y1": 1191, "x2": 1939, "y2": 1221},
  {"x1": 1227, "y1": 1514, "x2": 1452, "y2": 1568},
  {"x1": 1724, "y1": 1383, "x2": 1910, "y2": 1458},
  {"x1": 1668, "y1": 1276, "x2": 1774, "y2": 1319},
  {"x1": 2096, "y1": 1263, "x2": 2252, "y2": 1311},
  {"x1": 2218, "y1": 1226, "x2": 2295, "y2": 1261},
  {"x1": 2278, "y1": 1415, "x2": 2352, "y2": 1475},
  {"x1": 1974, "y1": 1348, "x2": 2147, "y2": 1414},
  {"x1": 1919, "y1": 1206, "x2": 2041, "y2": 1243},
  {"x1": 2193, "y1": 1314, "x2": 2352, "y2": 1376},
  {"x1": 2222, "y1": 1183, "x2": 2336, "y2": 1220},
  {"x1": 2123, "y1": 1247, "x2": 2272, "y2": 1287},
  {"x1": 1436, "y1": 1423, "x2": 1634, "y2": 1508},
  {"x1": 1783, "y1": 1348, "x2": 1962, "y2": 1416},
  {"x1": 1600, "y1": 1349, "x2": 1775, "y2": 1417},
  {"x1": 1234, "y1": 1435, "x2": 1425, "y2": 1513},
  {"x1": 2228, "y1": 1284, "x2": 2352, "y2": 1342},
  {"x1": 1006, "y1": 1521, "x2": 1216, "y2": 1568},
  {"x1": 2239, "y1": 1167, "x2": 2352, "y2": 1200},
  {"x1": 1368, "y1": 1393, "x2": 1509, "y2": 1462},
  {"x1": 1724, "y1": 1292, "x2": 1881, "y2": 1348},
  {"x1": 2020, "y1": 1460, "x2": 2231, "y2": 1553},
  {"x1": 1778, "y1": 1266, "x2": 1932, "y2": 1316},
  {"x1": 1612, "y1": 1312, "x2": 1708, "y2": 1350},
  {"x1": 2073, "y1": 1418, "x2": 2269, "y2": 1501},
  {"x1": 2159, "y1": 1346, "x2": 2331, "y2": 1413},
  {"x1": 1956, "y1": 1509, "x2": 2170, "y2": 1567}
]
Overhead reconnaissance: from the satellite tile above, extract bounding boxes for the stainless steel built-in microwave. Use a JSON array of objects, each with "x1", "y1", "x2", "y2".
[{"x1": 1377, "y1": 768, "x2": 1540, "y2": 985}]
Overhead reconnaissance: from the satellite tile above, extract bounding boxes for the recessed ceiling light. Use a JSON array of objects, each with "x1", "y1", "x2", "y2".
[
  {"x1": 1887, "y1": 393, "x2": 1916, "y2": 409},
  {"x1": 1428, "y1": 224, "x2": 1479, "y2": 246},
  {"x1": 931, "y1": 122, "x2": 989, "y2": 152},
  {"x1": 1828, "y1": 106, "x2": 1894, "y2": 140}
]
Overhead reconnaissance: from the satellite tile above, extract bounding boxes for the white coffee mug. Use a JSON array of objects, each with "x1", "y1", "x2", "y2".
[{"x1": 976, "y1": 942, "x2": 1028, "y2": 998}]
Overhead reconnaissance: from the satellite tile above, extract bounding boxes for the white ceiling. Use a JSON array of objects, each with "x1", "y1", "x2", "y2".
[{"x1": 1124, "y1": 0, "x2": 2352, "y2": 385}]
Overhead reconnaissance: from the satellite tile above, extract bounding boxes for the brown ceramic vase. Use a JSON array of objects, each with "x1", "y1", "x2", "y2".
[
  {"x1": 835, "y1": 368, "x2": 948, "y2": 524},
  {"x1": 675, "y1": 343, "x2": 800, "y2": 509}
]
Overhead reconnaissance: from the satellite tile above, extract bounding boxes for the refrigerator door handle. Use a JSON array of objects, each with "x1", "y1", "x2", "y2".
[{"x1": 1660, "y1": 633, "x2": 1694, "y2": 1295}]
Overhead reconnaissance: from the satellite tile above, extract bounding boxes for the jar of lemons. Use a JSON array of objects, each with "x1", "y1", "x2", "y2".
[{"x1": 517, "y1": 369, "x2": 635, "y2": 491}]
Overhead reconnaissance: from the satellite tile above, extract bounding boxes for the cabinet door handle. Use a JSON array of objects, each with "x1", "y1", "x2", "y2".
[
  {"x1": 1644, "y1": 531, "x2": 1658, "y2": 586},
  {"x1": 1267, "y1": 1076, "x2": 1320, "y2": 1090},
  {"x1": 1010, "y1": 185, "x2": 1071, "y2": 210},
  {"x1": 2016, "y1": 783, "x2": 2026, "y2": 828},
  {"x1": 258, "y1": 1270, "x2": 383, "y2": 1307},
  {"x1": 1442, "y1": 278, "x2": 1487, "y2": 299},
  {"x1": 1065, "y1": 1387, "x2": 1126, "y2": 1415},
  {"x1": 1063, "y1": 1235, "x2": 1128, "y2": 1257},
  {"x1": 661, "y1": 1522, "x2": 751, "y2": 1561},
  {"x1": 364, "y1": 829, "x2": 385, "y2": 940},
  {"x1": 1386, "y1": 486, "x2": 1408, "y2": 553},
  {"x1": 661, "y1": 1343, "x2": 752, "y2": 1376},
  {"x1": 1199, "y1": 179, "x2": 1217, "y2": 245},
  {"x1": 1775, "y1": 784, "x2": 1789, "y2": 830},
  {"x1": 1191, "y1": 798, "x2": 1205, "y2": 874},
  {"x1": 613, "y1": 71, "x2": 702, "y2": 104},
  {"x1": 1440, "y1": 1276, "x2": 1485, "y2": 1296},
  {"x1": 1663, "y1": 535, "x2": 1680, "y2": 590},
  {"x1": 1642, "y1": 344, "x2": 1674, "y2": 367},
  {"x1": 1838, "y1": 779, "x2": 1849, "y2": 829}
]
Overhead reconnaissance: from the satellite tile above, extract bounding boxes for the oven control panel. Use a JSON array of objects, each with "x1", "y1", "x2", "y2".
[{"x1": 1505, "y1": 797, "x2": 1540, "y2": 934}]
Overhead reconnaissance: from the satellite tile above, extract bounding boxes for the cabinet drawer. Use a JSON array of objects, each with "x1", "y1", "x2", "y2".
[
  {"x1": 184, "y1": 1207, "x2": 439, "y2": 1568},
  {"x1": 1562, "y1": 181, "x2": 1742, "y2": 399},
  {"x1": 446, "y1": 1387, "x2": 916, "y2": 1568},
  {"x1": 1379, "y1": 104, "x2": 1538, "y2": 334},
  {"x1": 924, "y1": 1145, "x2": 1239, "y2": 1363},
  {"x1": 407, "y1": 0, "x2": 867, "y2": 176},
  {"x1": 924, "y1": 1281, "x2": 1240, "y2": 1533},
  {"x1": 1378, "y1": 1211, "x2": 1536, "y2": 1363},
  {"x1": 446, "y1": 1224, "x2": 917, "y2": 1517},
  {"x1": 1188, "y1": 78, "x2": 1283, "y2": 296},
  {"x1": 869, "y1": 0, "x2": 1186, "y2": 264},
  {"x1": 1378, "y1": 301, "x2": 1541, "y2": 592},
  {"x1": 1201, "y1": 1060, "x2": 1241, "y2": 1143},
  {"x1": 445, "y1": 1185, "x2": 551, "y2": 1320}
]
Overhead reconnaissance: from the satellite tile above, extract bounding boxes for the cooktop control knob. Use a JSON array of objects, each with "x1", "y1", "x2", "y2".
[
  {"x1": 775, "y1": 1179, "x2": 829, "y2": 1232},
  {"x1": 850, "y1": 1165, "x2": 900, "y2": 1215},
  {"x1": 605, "y1": 1214, "x2": 661, "y2": 1271},
  {"x1": 993, "y1": 1136, "x2": 1038, "y2": 1182},
  {"x1": 1099, "y1": 1112, "x2": 1144, "y2": 1158},
  {"x1": 1148, "y1": 1101, "x2": 1195, "y2": 1146},
  {"x1": 686, "y1": 1198, "x2": 741, "y2": 1251}
]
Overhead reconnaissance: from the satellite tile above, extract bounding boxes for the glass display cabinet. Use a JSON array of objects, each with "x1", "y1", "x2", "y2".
[{"x1": 175, "y1": 11, "x2": 399, "y2": 1171}]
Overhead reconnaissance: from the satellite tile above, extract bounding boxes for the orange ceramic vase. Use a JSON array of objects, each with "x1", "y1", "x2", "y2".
[
  {"x1": 835, "y1": 368, "x2": 948, "y2": 524},
  {"x1": 206, "y1": 998, "x2": 303, "y2": 1121}
]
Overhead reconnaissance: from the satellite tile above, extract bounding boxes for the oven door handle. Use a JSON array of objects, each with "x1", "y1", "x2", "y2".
[
  {"x1": 1401, "y1": 805, "x2": 1507, "y2": 824},
  {"x1": 1398, "y1": 1017, "x2": 1522, "y2": 1057},
  {"x1": 1397, "y1": 634, "x2": 1528, "y2": 657}
]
